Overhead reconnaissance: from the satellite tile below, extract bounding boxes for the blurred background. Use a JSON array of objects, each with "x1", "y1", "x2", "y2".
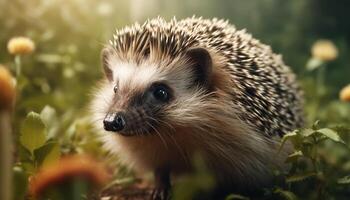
[
  {"x1": 1, "y1": 0, "x2": 350, "y2": 199},
  {"x1": 0, "y1": 0, "x2": 350, "y2": 122},
  {"x1": 1, "y1": 0, "x2": 350, "y2": 117}
]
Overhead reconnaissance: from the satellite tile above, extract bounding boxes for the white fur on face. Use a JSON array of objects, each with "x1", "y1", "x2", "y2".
[
  {"x1": 107, "y1": 54, "x2": 197, "y2": 98},
  {"x1": 109, "y1": 56, "x2": 162, "y2": 91}
]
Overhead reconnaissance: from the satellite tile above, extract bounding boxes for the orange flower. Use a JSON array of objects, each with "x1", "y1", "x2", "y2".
[
  {"x1": 340, "y1": 84, "x2": 350, "y2": 102},
  {"x1": 30, "y1": 155, "x2": 110, "y2": 198},
  {"x1": 311, "y1": 40, "x2": 338, "y2": 61},
  {"x1": 7, "y1": 37, "x2": 35, "y2": 55},
  {"x1": 0, "y1": 65, "x2": 15, "y2": 110}
]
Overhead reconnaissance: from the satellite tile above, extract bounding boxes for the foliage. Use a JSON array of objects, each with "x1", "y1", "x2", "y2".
[
  {"x1": 0, "y1": 0, "x2": 350, "y2": 200},
  {"x1": 275, "y1": 122, "x2": 350, "y2": 199}
]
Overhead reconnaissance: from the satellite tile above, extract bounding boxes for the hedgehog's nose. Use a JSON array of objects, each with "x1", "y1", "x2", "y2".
[{"x1": 103, "y1": 112, "x2": 126, "y2": 132}]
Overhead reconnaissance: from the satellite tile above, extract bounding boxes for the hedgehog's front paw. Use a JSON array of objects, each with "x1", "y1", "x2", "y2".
[{"x1": 150, "y1": 187, "x2": 170, "y2": 200}]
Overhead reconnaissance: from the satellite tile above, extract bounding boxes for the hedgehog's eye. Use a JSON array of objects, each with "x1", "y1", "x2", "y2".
[
  {"x1": 113, "y1": 85, "x2": 118, "y2": 93},
  {"x1": 153, "y1": 87, "x2": 169, "y2": 102},
  {"x1": 152, "y1": 85, "x2": 170, "y2": 102}
]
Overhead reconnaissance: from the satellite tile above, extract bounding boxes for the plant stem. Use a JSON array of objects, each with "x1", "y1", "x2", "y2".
[
  {"x1": 312, "y1": 64, "x2": 326, "y2": 122},
  {"x1": 14, "y1": 55, "x2": 22, "y2": 78},
  {"x1": 316, "y1": 64, "x2": 326, "y2": 98},
  {"x1": 0, "y1": 110, "x2": 13, "y2": 200},
  {"x1": 312, "y1": 136, "x2": 319, "y2": 172}
]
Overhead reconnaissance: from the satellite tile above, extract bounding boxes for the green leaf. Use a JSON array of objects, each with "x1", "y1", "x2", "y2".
[
  {"x1": 312, "y1": 120, "x2": 320, "y2": 130},
  {"x1": 17, "y1": 144, "x2": 33, "y2": 163},
  {"x1": 34, "y1": 141, "x2": 61, "y2": 167},
  {"x1": 286, "y1": 151, "x2": 303, "y2": 163},
  {"x1": 40, "y1": 105, "x2": 58, "y2": 138},
  {"x1": 300, "y1": 128, "x2": 315, "y2": 137},
  {"x1": 337, "y1": 175, "x2": 350, "y2": 184},
  {"x1": 279, "y1": 130, "x2": 299, "y2": 152},
  {"x1": 225, "y1": 194, "x2": 250, "y2": 200},
  {"x1": 286, "y1": 172, "x2": 316, "y2": 183},
  {"x1": 20, "y1": 112, "x2": 47, "y2": 154},
  {"x1": 274, "y1": 188, "x2": 298, "y2": 200},
  {"x1": 40, "y1": 105, "x2": 57, "y2": 128},
  {"x1": 316, "y1": 128, "x2": 345, "y2": 144}
]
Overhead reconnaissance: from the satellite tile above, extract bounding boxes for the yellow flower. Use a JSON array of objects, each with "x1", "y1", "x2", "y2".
[
  {"x1": 0, "y1": 65, "x2": 15, "y2": 110},
  {"x1": 340, "y1": 84, "x2": 350, "y2": 102},
  {"x1": 311, "y1": 40, "x2": 338, "y2": 61},
  {"x1": 7, "y1": 37, "x2": 35, "y2": 55},
  {"x1": 29, "y1": 155, "x2": 110, "y2": 198}
]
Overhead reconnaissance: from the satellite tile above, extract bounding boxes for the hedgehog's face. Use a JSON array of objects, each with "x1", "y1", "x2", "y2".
[{"x1": 98, "y1": 47, "x2": 212, "y2": 136}]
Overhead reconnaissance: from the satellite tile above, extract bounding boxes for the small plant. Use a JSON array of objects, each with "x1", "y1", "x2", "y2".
[{"x1": 274, "y1": 122, "x2": 350, "y2": 199}]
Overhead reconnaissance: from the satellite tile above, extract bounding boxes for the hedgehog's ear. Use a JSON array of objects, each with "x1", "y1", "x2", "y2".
[
  {"x1": 186, "y1": 47, "x2": 212, "y2": 87},
  {"x1": 101, "y1": 48, "x2": 114, "y2": 82}
]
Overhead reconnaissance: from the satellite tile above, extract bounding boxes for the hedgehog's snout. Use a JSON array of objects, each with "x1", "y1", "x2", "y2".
[
  {"x1": 103, "y1": 107, "x2": 158, "y2": 136},
  {"x1": 103, "y1": 112, "x2": 126, "y2": 132}
]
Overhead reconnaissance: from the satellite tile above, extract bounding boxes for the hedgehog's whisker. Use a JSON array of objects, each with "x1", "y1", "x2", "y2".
[
  {"x1": 146, "y1": 116, "x2": 189, "y2": 165},
  {"x1": 146, "y1": 121, "x2": 168, "y2": 149},
  {"x1": 166, "y1": 129, "x2": 190, "y2": 166}
]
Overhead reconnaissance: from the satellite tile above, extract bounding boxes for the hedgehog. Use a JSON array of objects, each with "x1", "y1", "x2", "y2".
[{"x1": 90, "y1": 17, "x2": 304, "y2": 199}]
